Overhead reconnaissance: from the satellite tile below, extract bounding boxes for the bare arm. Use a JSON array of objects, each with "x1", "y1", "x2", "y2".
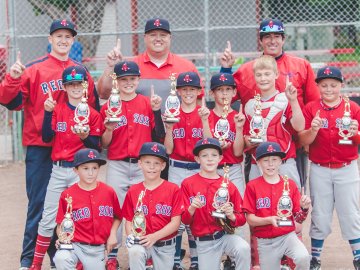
[
  {"x1": 298, "y1": 110, "x2": 321, "y2": 146},
  {"x1": 233, "y1": 106, "x2": 246, "y2": 157},
  {"x1": 246, "y1": 213, "x2": 279, "y2": 227},
  {"x1": 106, "y1": 217, "x2": 122, "y2": 253},
  {"x1": 164, "y1": 123, "x2": 175, "y2": 154}
]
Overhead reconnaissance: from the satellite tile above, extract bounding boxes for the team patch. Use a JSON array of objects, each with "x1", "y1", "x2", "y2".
[
  {"x1": 256, "y1": 197, "x2": 271, "y2": 209},
  {"x1": 173, "y1": 128, "x2": 185, "y2": 138},
  {"x1": 133, "y1": 113, "x2": 150, "y2": 126},
  {"x1": 192, "y1": 128, "x2": 203, "y2": 138},
  {"x1": 155, "y1": 204, "x2": 172, "y2": 216},
  {"x1": 56, "y1": 122, "x2": 67, "y2": 132}
]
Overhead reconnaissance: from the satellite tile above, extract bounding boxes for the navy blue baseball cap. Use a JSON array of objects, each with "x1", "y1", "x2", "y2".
[
  {"x1": 259, "y1": 19, "x2": 284, "y2": 37},
  {"x1": 139, "y1": 142, "x2": 168, "y2": 162},
  {"x1": 145, "y1": 18, "x2": 171, "y2": 34},
  {"x1": 255, "y1": 142, "x2": 286, "y2": 161},
  {"x1": 114, "y1": 61, "x2": 141, "y2": 78},
  {"x1": 193, "y1": 138, "x2": 222, "y2": 156},
  {"x1": 50, "y1": 19, "x2": 77, "y2": 36},
  {"x1": 315, "y1": 66, "x2": 344, "y2": 83},
  {"x1": 73, "y1": 148, "x2": 106, "y2": 167},
  {"x1": 177, "y1": 72, "x2": 201, "y2": 88},
  {"x1": 210, "y1": 73, "x2": 236, "y2": 90},
  {"x1": 62, "y1": 66, "x2": 87, "y2": 85}
]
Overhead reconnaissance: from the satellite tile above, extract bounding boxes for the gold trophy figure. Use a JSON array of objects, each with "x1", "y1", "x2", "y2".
[
  {"x1": 58, "y1": 195, "x2": 75, "y2": 250},
  {"x1": 214, "y1": 99, "x2": 230, "y2": 143},
  {"x1": 212, "y1": 165, "x2": 233, "y2": 219},
  {"x1": 338, "y1": 96, "x2": 353, "y2": 145},
  {"x1": 73, "y1": 81, "x2": 90, "y2": 133},
  {"x1": 132, "y1": 190, "x2": 147, "y2": 244},
  {"x1": 163, "y1": 73, "x2": 181, "y2": 123},
  {"x1": 277, "y1": 175, "x2": 293, "y2": 227},
  {"x1": 106, "y1": 73, "x2": 122, "y2": 122},
  {"x1": 249, "y1": 94, "x2": 265, "y2": 143}
]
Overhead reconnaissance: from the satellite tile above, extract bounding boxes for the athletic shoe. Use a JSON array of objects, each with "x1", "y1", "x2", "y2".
[
  {"x1": 280, "y1": 264, "x2": 291, "y2": 270},
  {"x1": 172, "y1": 264, "x2": 184, "y2": 270},
  {"x1": 354, "y1": 259, "x2": 360, "y2": 270},
  {"x1": 188, "y1": 264, "x2": 199, "y2": 270},
  {"x1": 19, "y1": 268, "x2": 30, "y2": 270},
  {"x1": 106, "y1": 258, "x2": 120, "y2": 270},
  {"x1": 309, "y1": 257, "x2": 321, "y2": 270}
]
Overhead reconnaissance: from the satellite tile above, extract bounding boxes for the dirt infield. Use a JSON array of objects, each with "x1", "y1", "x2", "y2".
[{"x1": 0, "y1": 163, "x2": 356, "y2": 270}]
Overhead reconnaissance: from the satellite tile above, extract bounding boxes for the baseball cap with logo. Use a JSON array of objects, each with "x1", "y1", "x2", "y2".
[
  {"x1": 210, "y1": 73, "x2": 236, "y2": 90},
  {"x1": 176, "y1": 72, "x2": 201, "y2": 88},
  {"x1": 144, "y1": 18, "x2": 171, "y2": 34},
  {"x1": 315, "y1": 66, "x2": 344, "y2": 83},
  {"x1": 114, "y1": 61, "x2": 141, "y2": 78},
  {"x1": 62, "y1": 66, "x2": 87, "y2": 85},
  {"x1": 193, "y1": 138, "x2": 222, "y2": 156},
  {"x1": 50, "y1": 19, "x2": 77, "y2": 36},
  {"x1": 73, "y1": 148, "x2": 106, "y2": 167},
  {"x1": 259, "y1": 19, "x2": 284, "y2": 38},
  {"x1": 139, "y1": 142, "x2": 168, "y2": 162},
  {"x1": 255, "y1": 142, "x2": 286, "y2": 161}
]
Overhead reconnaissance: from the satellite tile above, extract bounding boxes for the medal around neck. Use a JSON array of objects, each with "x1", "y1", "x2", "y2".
[
  {"x1": 106, "y1": 73, "x2": 122, "y2": 122},
  {"x1": 214, "y1": 98, "x2": 230, "y2": 143},
  {"x1": 277, "y1": 175, "x2": 293, "y2": 227},
  {"x1": 249, "y1": 94, "x2": 265, "y2": 143},
  {"x1": 73, "y1": 81, "x2": 90, "y2": 133},
  {"x1": 58, "y1": 195, "x2": 75, "y2": 250},
  {"x1": 132, "y1": 190, "x2": 147, "y2": 244},
  {"x1": 338, "y1": 96, "x2": 353, "y2": 145},
  {"x1": 212, "y1": 165, "x2": 233, "y2": 220},
  {"x1": 163, "y1": 73, "x2": 181, "y2": 123}
]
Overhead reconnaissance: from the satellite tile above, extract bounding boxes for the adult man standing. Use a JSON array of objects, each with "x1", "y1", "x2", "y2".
[{"x1": 0, "y1": 19, "x2": 99, "y2": 270}]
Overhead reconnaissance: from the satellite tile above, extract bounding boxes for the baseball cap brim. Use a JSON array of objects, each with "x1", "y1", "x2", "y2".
[
  {"x1": 193, "y1": 144, "x2": 222, "y2": 156},
  {"x1": 256, "y1": 151, "x2": 286, "y2": 161},
  {"x1": 139, "y1": 153, "x2": 168, "y2": 162},
  {"x1": 74, "y1": 158, "x2": 106, "y2": 167},
  {"x1": 315, "y1": 76, "x2": 343, "y2": 83},
  {"x1": 50, "y1": 28, "x2": 77, "y2": 36}
]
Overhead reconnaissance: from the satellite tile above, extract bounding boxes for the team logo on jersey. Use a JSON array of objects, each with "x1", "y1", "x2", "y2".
[
  {"x1": 256, "y1": 197, "x2": 271, "y2": 209},
  {"x1": 322, "y1": 118, "x2": 329, "y2": 128},
  {"x1": 61, "y1": 19, "x2": 68, "y2": 26},
  {"x1": 88, "y1": 151, "x2": 96, "y2": 159},
  {"x1": 335, "y1": 118, "x2": 343, "y2": 129},
  {"x1": 324, "y1": 67, "x2": 332, "y2": 75},
  {"x1": 134, "y1": 113, "x2": 150, "y2": 126},
  {"x1": 72, "y1": 207, "x2": 90, "y2": 221},
  {"x1": 190, "y1": 194, "x2": 206, "y2": 205},
  {"x1": 192, "y1": 128, "x2": 203, "y2": 138},
  {"x1": 154, "y1": 19, "x2": 161, "y2": 27},
  {"x1": 173, "y1": 128, "x2": 185, "y2": 138},
  {"x1": 99, "y1": 205, "x2": 114, "y2": 217},
  {"x1": 267, "y1": 144, "x2": 275, "y2": 153},
  {"x1": 122, "y1": 63, "x2": 130, "y2": 71},
  {"x1": 155, "y1": 204, "x2": 172, "y2": 216},
  {"x1": 183, "y1": 74, "x2": 192, "y2": 83},
  {"x1": 41, "y1": 80, "x2": 65, "y2": 95},
  {"x1": 151, "y1": 144, "x2": 160, "y2": 153},
  {"x1": 219, "y1": 74, "x2": 227, "y2": 82},
  {"x1": 56, "y1": 122, "x2": 67, "y2": 132},
  {"x1": 141, "y1": 205, "x2": 149, "y2": 215}
]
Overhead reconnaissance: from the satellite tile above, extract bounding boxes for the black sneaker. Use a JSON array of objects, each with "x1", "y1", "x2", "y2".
[
  {"x1": 354, "y1": 259, "x2": 360, "y2": 270},
  {"x1": 310, "y1": 257, "x2": 321, "y2": 270}
]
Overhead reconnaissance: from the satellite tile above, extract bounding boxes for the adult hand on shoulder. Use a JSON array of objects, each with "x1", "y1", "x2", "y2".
[
  {"x1": 106, "y1": 38, "x2": 122, "y2": 68},
  {"x1": 9, "y1": 51, "x2": 26, "y2": 79},
  {"x1": 220, "y1": 41, "x2": 235, "y2": 68}
]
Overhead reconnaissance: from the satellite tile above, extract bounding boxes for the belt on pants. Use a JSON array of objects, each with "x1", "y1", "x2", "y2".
[
  {"x1": 169, "y1": 159, "x2": 200, "y2": 170},
  {"x1": 53, "y1": 160, "x2": 74, "y2": 168},
  {"x1": 194, "y1": 230, "x2": 226, "y2": 241},
  {"x1": 154, "y1": 237, "x2": 176, "y2": 247},
  {"x1": 77, "y1": 242, "x2": 103, "y2": 246},
  {"x1": 316, "y1": 161, "x2": 351, "y2": 169},
  {"x1": 121, "y1": 157, "x2": 139, "y2": 164}
]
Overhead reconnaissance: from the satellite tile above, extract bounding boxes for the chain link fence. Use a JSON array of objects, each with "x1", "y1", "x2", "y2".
[{"x1": 0, "y1": 0, "x2": 359, "y2": 162}]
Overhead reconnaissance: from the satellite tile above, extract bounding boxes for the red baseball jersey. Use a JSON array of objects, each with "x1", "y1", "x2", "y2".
[
  {"x1": 50, "y1": 103, "x2": 102, "y2": 162},
  {"x1": 209, "y1": 110, "x2": 243, "y2": 164},
  {"x1": 122, "y1": 180, "x2": 184, "y2": 240},
  {"x1": 56, "y1": 181, "x2": 122, "y2": 245},
  {"x1": 181, "y1": 173, "x2": 246, "y2": 237},
  {"x1": 0, "y1": 54, "x2": 99, "y2": 146},
  {"x1": 242, "y1": 175, "x2": 301, "y2": 238},
  {"x1": 232, "y1": 53, "x2": 319, "y2": 108},
  {"x1": 244, "y1": 92, "x2": 296, "y2": 163},
  {"x1": 303, "y1": 98, "x2": 360, "y2": 163},
  {"x1": 100, "y1": 94, "x2": 155, "y2": 160},
  {"x1": 170, "y1": 106, "x2": 204, "y2": 161}
]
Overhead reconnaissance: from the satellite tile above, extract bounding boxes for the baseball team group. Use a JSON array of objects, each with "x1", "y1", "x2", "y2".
[{"x1": 0, "y1": 15, "x2": 359, "y2": 270}]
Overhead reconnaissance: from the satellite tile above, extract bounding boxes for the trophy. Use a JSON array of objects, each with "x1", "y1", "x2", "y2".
[
  {"x1": 249, "y1": 94, "x2": 265, "y2": 143},
  {"x1": 106, "y1": 73, "x2": 122, "y2": 122},
  {"x1": 58, "y1": 195, "x2": 75, "y2": 250},
  {"x1": 73, "y1": 81, "x2": 90, "y2": 133},
  {"x1": 214, "y1": 98, "x2": 230, "y2": 143},
  {"x1": 212, "y1": 165, "x2": 233, "y2": 219},
  {"x1": 163, "y1": 73, "x2": 181, "y2": 123},
  {"x1": 277, "y1": 175, "x2": 293, "y2": 227},
  {"x1": 132, "y1": 190, "x2": 147, "y2": 244},
  {"x1": 338, "y1": 95, "x2": 353, "y2": 145}
]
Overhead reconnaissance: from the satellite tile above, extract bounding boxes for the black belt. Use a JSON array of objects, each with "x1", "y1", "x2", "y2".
[
  {"x1": 194, "y1": 230, "x2": 225, "y2": 241},
  {"x1": 121, "y1": 157, "x2": 139, "y2": 164},
  {"x1": 169, "y1": 159, "x2": 200, "y2": 170},
  {"x1": 78, "y1": 242, "x2": 102, "y2": 246},
  {"x1": 154, "y1": 238, "x2": 175, "y2": 247},
  {"x1": 53, "y1": 160, "x2": 74, "y2": 168},
  {"x1": 217, "y1": 163, "x2": 234, "y2": 169}
]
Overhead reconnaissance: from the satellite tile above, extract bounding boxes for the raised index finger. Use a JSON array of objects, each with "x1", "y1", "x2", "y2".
[
  {"x1": 202, "y1": 96, "x2": 206, "y2": 107},
  {"x1": 150, "y1": 85, "x2": 155, "y2": 97},
  {"x1": 227, "y1": 40, "x2": 232, "y2": 51},
  {"x1": 48, "y1": 89, "x2": 53, "y2": 101},
  {"x1": 17, "y1": 51, "x2": 21, "y2": 63},
  {"x1": 116, "y1": 38, "x2": 121, "y2": 51},
  {"x1": 301, "y1": 186, "x2": 305, "y2": 196}
]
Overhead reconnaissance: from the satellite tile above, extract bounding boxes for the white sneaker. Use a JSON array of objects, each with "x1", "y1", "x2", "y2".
[{"x1": 19, "y1": 267, "x2": 29, "y2": 270}]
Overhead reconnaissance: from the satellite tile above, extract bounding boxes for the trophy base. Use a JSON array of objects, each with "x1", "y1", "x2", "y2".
[
  {"x1": 164, "y1": 117, "x2": 180, "y2": 123},
  {"x1": 250, "y1": 138, "x2": 263, "y2": 144},
  {"x1": 211, "y1": 211, "x2": 226, "y2": 220},
  {"x1": 339, "y1": 139, "x2": 353, "y2": 145},
  {"x1": 73, "y1": 125, "x2": 89, "y2": 133},
  {"x1": 107, "y1": 117, "x2": 121, "y2": 123},
  {"x1": 59, "y1": 243, "x2": 74, "y2": 250},
  {"x1": 277, "y1": 219, "x2": 293, "y2": 227},
  {"x1": 134, "y1": 238, "x2": 141, "y2": 245}
]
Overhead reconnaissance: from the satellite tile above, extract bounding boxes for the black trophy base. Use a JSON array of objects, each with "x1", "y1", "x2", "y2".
[
  {"x1": 107, "y1": 117, "x2": 121, "y2": 123},
  {"x1": 250, "y1": 137, "x2": 263, "y2": 144},
  {"x1": 211, "y1": 211, "x2": 226, "y2": 220},
  {"x1": 164, "y1": 117, "x2": 180, "y2": 123},
  {"x1": 277, "y1": 219, "x2": 293, "y2": 227},
  {"x1": 339, "y1": 139, "x2": 353, "y2": 145},
  {"x1": 59, "y1": 243, "x2": 74, "y2": 250}
]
